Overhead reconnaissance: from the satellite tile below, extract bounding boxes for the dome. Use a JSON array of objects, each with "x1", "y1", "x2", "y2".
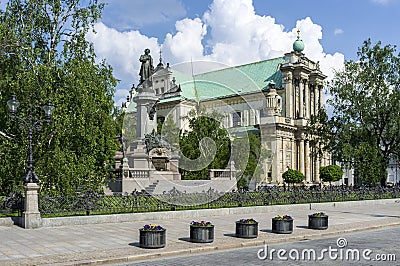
[{"x1": 293, "y1": 29, "x2": 304, "y2": 52}]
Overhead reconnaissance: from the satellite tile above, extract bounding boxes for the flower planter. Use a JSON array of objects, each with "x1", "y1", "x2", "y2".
[
  {"x1": 139, "y1": 228, "x2": 166, "y2": 248},
  {"x1": 308, "y1": 215, "x2": 328, "y2": 230},
  {"x1": 235, "y1": 221, "x2": 258, "y2": 238},
  {"x1": 271, "y1": 218, "x2": 293, "y2": 234},
  {"x1": 190, "y1": 225, "x2": 214, "y2": 243}
]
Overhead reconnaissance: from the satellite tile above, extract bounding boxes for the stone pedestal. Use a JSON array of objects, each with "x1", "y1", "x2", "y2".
[{"x1": 22, "y1": 183, "x2": 42, "y2": 229}]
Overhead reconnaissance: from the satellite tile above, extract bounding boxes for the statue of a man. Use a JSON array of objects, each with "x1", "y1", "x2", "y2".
[{"x1": 139, "y1": 48, "x2": 154, "y2": 84}]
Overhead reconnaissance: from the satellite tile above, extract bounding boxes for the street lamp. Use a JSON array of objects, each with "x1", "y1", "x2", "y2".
[{"x1": 7, "y1": 94, "x2": 55, "y2": 183}]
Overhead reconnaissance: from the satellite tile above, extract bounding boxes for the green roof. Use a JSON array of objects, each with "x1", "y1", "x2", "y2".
[
  {"x1": 172, "y1": 57, "x2": 285, "y2": 102},
  {"x1": 159, "y1": 96, "x2": 186, "y2": 104},
  {"x1": 127, "y1": 57, "x2": 286, "y2": 113}
]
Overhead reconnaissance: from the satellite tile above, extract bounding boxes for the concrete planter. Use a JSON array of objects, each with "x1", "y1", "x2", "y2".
[
  {"x1": 190, "y1": 225, "x2": 214, "y2": 243},
  {"x1": 272, "y1": 218, "x2": 293, "y2": 234},
  {"x1": 235, "y1": 221, "x2": 258, "y2": 238},
  {"x1": 308, "y1": 215, "x2": 328, "y2": 230},
  {"x1": 139, "y1": 229, "x2": 166, "y2": 248}
]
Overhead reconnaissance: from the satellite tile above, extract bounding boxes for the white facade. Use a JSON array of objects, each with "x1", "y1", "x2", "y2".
[{"x1": 124, "y1": 40, "x2": 332, "y2": 186}]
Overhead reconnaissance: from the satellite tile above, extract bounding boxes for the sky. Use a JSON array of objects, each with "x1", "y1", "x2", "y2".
[{"x1": 2, "y1": 0, "x2": 400, "y2": 106}]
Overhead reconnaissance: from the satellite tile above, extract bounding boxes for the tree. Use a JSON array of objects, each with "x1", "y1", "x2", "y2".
[
  {"x1": 232, "y1": 131, "x2": 267, "y2": 189},
  {"x1": 282, "y1": 168, "x2": 305, "y2": 188},
  {"x1": 237, "y1": 176, "x2": 248, "y2": 191},
  {"x1": 320, "y1": 165, "x2": 343, "y2": 187},
  {"x1": 159, "y1": 113, "x2": 180, "y2": 147},
  {"x1": 0, "y1": 0, "x2": 118, "y2": 195},
  {"x1": 179, "y1": 108, "x2": 230, "y2": 180},
  {"x1": 307, "y1": 39, "x2": 400, "y2": 186}
]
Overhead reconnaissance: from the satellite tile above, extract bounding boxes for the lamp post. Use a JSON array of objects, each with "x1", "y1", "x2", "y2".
[
  {"x1": 7, "y1": 94, "x2": 55, "y2": 183},
  {"x1": 7, "y1": 94, "x2": 54, "y2": 229}
]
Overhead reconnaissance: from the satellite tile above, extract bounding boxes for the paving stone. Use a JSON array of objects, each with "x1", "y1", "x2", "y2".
[{"x1": 0, "y1": 201, "x2": 399, "y2": 265}]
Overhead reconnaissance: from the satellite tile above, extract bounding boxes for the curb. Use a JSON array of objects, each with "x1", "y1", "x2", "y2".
[{"x1": 65, "y1": 221, "x2": 400, "y2": 266}]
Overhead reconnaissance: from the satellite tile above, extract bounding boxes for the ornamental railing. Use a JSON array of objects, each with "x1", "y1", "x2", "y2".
[
  {"x1": 209, "y1": 169, "x2": 233, "y2": 179},
  {"x1": 0, "y1": 191, "x2": 24, "y2": 217},
  {"x1": 129, "y1": 169, "x2": 150, "y2": 178},
  {"x1": 37, "y1": 186, "x2": 400, "y2": 217}
]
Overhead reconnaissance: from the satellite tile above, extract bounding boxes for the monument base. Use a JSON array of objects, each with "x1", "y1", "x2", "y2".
[
  {"x1": 22, "y1": 183, "x2": 42, "y2": 229},
  {"x1": 22, "y1": 212, "x2": 42, "y2": 229}
]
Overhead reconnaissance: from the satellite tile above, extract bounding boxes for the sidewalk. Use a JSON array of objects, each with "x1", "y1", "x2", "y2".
[{"x1": 1, "y1": 199, "x2": 399, "y2": 266}]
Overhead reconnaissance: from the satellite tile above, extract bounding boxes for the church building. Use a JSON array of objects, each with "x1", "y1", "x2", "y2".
[{"x1": 123, "y1": 31, "x2": 331, "y2": 187}]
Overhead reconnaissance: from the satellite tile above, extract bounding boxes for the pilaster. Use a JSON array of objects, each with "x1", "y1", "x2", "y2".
[
  {"x1": 299, "y1": 79, "x2": 304, "y2": 118},
  {"x1": 298, "y1": 139, "x2": 305, "y2": 175},
  {"x1": 305, "y1": 140, "x2": 310, "y2": 183},
  {"x1": 304, "y1": 79, "x2": 309, "y2": 119},
  {"x1": 315, "y1": 153, "x2": 321, "y2": 182}
]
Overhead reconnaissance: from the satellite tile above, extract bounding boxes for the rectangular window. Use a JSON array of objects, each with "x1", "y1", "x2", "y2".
[{"x1": 232, "y1": 111, "x2": 241, "y2": 127}]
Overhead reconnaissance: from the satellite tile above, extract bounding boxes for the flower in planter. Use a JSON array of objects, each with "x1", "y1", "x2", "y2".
[
  {"x1": 237, "y1": 218, "x2": 258, "y2": 224},
  {"x1": 142, "y1": 224, "x2": 165, "y2": 231},
  {"x1": 273, "y1": 215, "x2": 293, "y2": 220},
  {"x1": 190, "y1": 220, "x2": 213, "y2": 227},
  {"x1": 310, "y1": 212, "x2": 327, "y2": 217}
]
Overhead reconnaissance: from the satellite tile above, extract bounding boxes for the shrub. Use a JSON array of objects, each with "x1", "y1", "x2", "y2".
[
  {"x1": 282, "y1": 168, "x2": 305, "y2": 186},
  {"x1": 320, "y1": 165, "x2": 343, "y2": 186}
]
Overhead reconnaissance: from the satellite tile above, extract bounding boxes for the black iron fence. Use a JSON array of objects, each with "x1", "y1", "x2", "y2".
[
  {"x1": 0, "y1": 191, "x2": 24, "y2": 217},
  {"x1": 37, "y1": 186, "x2": 400, "y2": 217}
]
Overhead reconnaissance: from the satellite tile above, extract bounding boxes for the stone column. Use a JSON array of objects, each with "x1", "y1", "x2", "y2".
[
  {"x1": 298, "y1": 139, "x2": 305, "y2": 175},
  {"x1": 304, "y1": 80, "x2": 309, "y2": 118},
  {"x1": 133, "y1": 82, "x2": 158, "y2": 141},
  {"x1": 22, "y1": 183, "x2": 42, "y2": 229},
  {"x1": 274, "y1": 136, "x2": 281, "y2": 184},
  {"x1": 249, "y1": 109, "x2": 255, "y2": 125},
  {"x1": 291, "y1": 139, "x2": 296, "y2": 170},
  {"x1": 299, "y1": 79, "x2": 304, "y2": 118},
  {"x1": 314, "y1": 84, "x2": 318, "y2": 114},
  {"x1": 319, "y1": 85, "x2": 323, "y2": 110},
  {"x1": 315, "y1": 153, "x2": 320, "y2": 182},
  {"x1": 243, "y1": 109, "x2": 249, "y2": 126},
  {"x1": 305, "y1": 140, "x2": 310, "y2": 183},
  {"x1": 282, "y1": 137, "x2": 286, "y2": 172},
  {"x1": 284, "y1": 73, "x2": 293, "y2": 118}
]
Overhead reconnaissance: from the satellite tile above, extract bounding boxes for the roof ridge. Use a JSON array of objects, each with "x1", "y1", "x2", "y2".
[{"x1": 194, "y1": 56, "x2": 285, "y2": 77}]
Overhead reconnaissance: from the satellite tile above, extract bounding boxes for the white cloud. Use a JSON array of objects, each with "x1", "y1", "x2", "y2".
[
  {"x1": 86, "y1": 23, "x2": 160, "y2": 95},
  {"x1": 163, "y1": 18, "x2": 207, "y2": 62},
  {"x1": 334, "y1": 28, "x2": 344, "y2": 35},
  {"x1": 202, "y1": 0, "x2": 292, "y2": 65},
  {"x1": 89, "y1": 0, "x2": 345, "y2": 105}
]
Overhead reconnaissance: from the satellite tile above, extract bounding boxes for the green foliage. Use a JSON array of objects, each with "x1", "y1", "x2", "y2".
[
  {"x1": 0, "y1": 0, "x2": 118, "y2": 195},
  {"x1": 122, "y1": 111, "x2": 137, "y2": 151},
  {"x1": 237, "y1": 176, "x2": 248, "y2": 190},
  {"x1": 282, "y1": 168, "x2": 305, "y2": 184},
  {"x1": 232, "y1": 131, "x2": 267, "y2": 188},
  {"x1": 320, "y1": 165, "x2": 343, "y2": 184},
  {"x1": 179, "y1": 108, "x2": 230, "y2": 180},
  {"x1": 160, "y1": 114, "x2": 180, "y2": 147},
  {"x1": 307, "y1": 39, "x2": 400, "y2": 186}
]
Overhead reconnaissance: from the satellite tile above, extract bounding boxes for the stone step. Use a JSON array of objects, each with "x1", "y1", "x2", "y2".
[{"x1": 145, "y1": 180, "x2": 159, "y2": 194}]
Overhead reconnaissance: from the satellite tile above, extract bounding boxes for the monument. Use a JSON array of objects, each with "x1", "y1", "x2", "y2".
[
  {"x1": 119, "y1": 49, "x2": 181, "y2": 193},
  {"x1": 106, "y1": 49, "x2": 239, "y2": 197}
]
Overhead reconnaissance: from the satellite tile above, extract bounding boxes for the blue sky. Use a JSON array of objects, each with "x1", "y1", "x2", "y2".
[
  {"x1": 100, "y1": 0, "x2": 400, "y2": 62},
  {"x1": 1, "y1": 0, "x2": 399, "y2": 105},
  {"x1": 95, "y1": 0, "x2": 400, "y2": 105}
]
